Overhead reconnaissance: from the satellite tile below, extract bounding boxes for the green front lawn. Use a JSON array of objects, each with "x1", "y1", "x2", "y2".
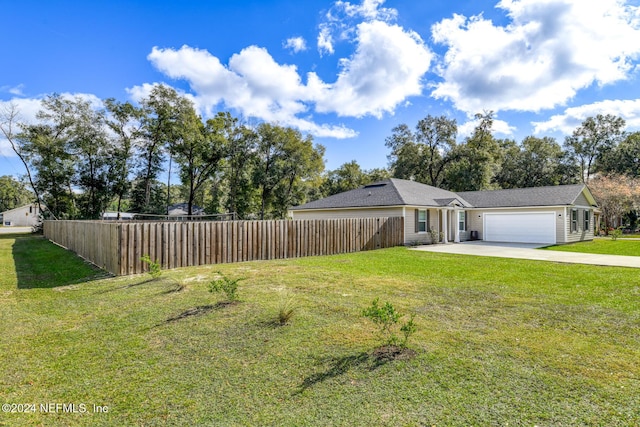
[
  {"x1": 544, "y1": 238, "x2": 640, "y2": 256},
  {"x1": 1, "y1": 235, "x2": 638, "y2": 426}
]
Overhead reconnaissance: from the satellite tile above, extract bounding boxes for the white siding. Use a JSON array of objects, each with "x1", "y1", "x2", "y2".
[
  {"x1": 2, "y1": 204, "x2": 41, "y2": 227},
  {"x1": 404, "y1": 208, "x2": 441, "y2": 245},
  {"x1": 291, "y1": 207, "x2": 403, "y2": 221},
  {"x1": 565, "y1": 206, "x2": 595, "y2": 243}
]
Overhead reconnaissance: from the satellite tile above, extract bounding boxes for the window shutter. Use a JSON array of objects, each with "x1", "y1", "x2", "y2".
[
  {"x1": 464, "y1": 211, "x2": 468, "y2": 231},
  {"x1": 427, "y1": 210, "x2": 430, "y2": 231},
  {"x1": 415, "y1": 209, "x2": 419, "y2": 233}
]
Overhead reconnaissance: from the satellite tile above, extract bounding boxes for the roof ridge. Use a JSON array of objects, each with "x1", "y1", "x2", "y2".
[{"x1": 387, "y1": 178, "x2": 408, "y2": 205}]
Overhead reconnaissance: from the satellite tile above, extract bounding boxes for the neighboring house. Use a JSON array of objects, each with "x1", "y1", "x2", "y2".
[
  {"x1": 168, "y1": 203, "x2": 206, "y2": 217},
  {"x1": 289, "y1": 178, "x2": 598, "y2": 245},
  {"x1": 2, "y1": 203, "x2": 43, "y2": 227},
  {"x1": 101, "y1": 211, "x2": 137, "y2": 220}
]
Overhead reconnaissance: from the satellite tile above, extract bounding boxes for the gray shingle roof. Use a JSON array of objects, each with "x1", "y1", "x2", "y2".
[
  {"x1": 291, "y1": 180, "x2": 594, "y2": 211},
  {"x1": 290, "y1": 179, "x2": 472, "y2": 210},
  {"x1": 457, "y1": 184, "x2": 589, "y2": 208}
]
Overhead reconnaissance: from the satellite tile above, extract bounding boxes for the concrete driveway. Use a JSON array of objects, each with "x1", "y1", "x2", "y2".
[{"x1": 411, "y1": 240, "x2": 640, "y2": 269}]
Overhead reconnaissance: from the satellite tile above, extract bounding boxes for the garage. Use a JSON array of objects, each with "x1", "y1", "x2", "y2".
[{"x1": 484, "y1": 212, "x2": 556, "y2": 244}]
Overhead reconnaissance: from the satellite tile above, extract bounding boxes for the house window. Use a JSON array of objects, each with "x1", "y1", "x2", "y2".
[
  {"x1": 458, "y1": 211, "x2": 466, "y2": 231},
  {"x1": 584, "y1": 210, "x2": 590, "y2": 231},
  {"x1": 571, "y1": 209, "x2": 578, "y2": 232},
  {"x1": 418, "y1": 210, "x2": 427, "y2": 232}
]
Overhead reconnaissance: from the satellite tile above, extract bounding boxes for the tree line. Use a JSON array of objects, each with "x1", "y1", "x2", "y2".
[
  {"x1": 1, "y1": 90, "x2": 639, "y2": 229},
  {"x1": 1, "y1": 85, "x2": 324, "y2": 220}
]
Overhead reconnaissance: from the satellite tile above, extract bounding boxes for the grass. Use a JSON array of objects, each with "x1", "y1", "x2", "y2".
[
  {"x1": 544, "y1": 238, "x2": 640, "y2": 256},
  {"x1": 0, "y1": 234, "x2": 639, "y2": 426},
  {"x1": 618, "y1": 233, "x2": 640, "y2": 239}
]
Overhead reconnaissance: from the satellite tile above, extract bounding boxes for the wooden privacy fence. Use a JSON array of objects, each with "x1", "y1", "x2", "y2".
[{"x1": 44, "y1": 217, "x2": 404, "y2": 276}]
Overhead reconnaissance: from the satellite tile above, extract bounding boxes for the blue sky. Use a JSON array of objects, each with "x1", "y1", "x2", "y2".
[{"x1": 2, "y1": 0, "x2": 640, "y2": 179}]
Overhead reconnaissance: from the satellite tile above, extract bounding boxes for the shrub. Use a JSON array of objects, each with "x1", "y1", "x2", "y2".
[
  {"x1": 400, "y1": 314, "x2": 417, "y2": 347},
  {"x1": 140, "y1": 255, "x2": 162, "y2": 279},
  {"x1": 209, "y1": 272, "x2": 244, "y2": 302},
  {"x1": 610, "y1": 227, "x2": 623, "y2": 241},
  {"x1": 362, "y1": 298, "x2": 416, "y2": 348},
  {"x1": 277, "y1": 294, "x2": 296, "y2": 325},
  {"x1": 429, "y1": 227, "x2": 443, "y2": 244}
]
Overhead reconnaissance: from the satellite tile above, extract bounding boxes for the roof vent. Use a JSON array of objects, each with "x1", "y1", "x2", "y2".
[{"x1": 363, "y1": 183, "x2": 386, "y2": 189}]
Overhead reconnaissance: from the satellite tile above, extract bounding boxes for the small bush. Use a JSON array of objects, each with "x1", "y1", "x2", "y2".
[
  {"x1": 400, "y1": 314, "x2": 417, "y2": 347},
  {"x1": 362, "y1": 298, "x2": 417, "y2": 348},
  {"x1": 140, "y1": 255, "x2": 162, "y2": 279},
  {"x1": 610, "y1": 227, "x2": 623, "y2": 241},
  {"x1": 209, "y1": 272, "x2": 244, "y2": 302},
  {"x1": 277, "y1": 294, "x2": 297, "y2": 325},
  {"x1": 429, "y1": 227, "x2": 443, "y2": 244}
]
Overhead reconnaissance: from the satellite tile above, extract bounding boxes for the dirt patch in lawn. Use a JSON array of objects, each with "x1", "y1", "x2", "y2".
[{"x1": 372, "y1": 345, "x2": 417, "y2": 362}]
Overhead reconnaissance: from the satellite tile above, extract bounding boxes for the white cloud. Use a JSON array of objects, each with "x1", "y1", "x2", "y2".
[
  {"x1": 1, "y1": 84, "x2": 25, "y2": 96},
  {"x1": 532, "y1": 99, "x2": 640, "y2": 134},
  {"x1": 335, "y1": 0, "x2": 397, "y2": 21},
  {"x1": 142, "y1": 18, "x2": 432, "y2": 137},
  {"x1": 284, "y1": 37, "x2": 307, "y2": 53},
  {"x1": 431, "y1": 0, "x2": 640, "y2": 114},
  {"x1": 317, "y1": 26, "x2": 335, "y2": 56},
  {"x1": 314, "y1": 21, "x2": 432, "y2": 118},
  {"x1": 317, "y1": 0, "x2": 397, "y2": 55},
  {"x1": 141, "y1": 45, "x2": 356, "y2": 138}
]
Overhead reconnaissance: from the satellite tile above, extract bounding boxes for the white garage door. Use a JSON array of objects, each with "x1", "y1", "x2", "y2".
[{"x1": 484, "y1": 212, "x2": 556, "y2": 244}]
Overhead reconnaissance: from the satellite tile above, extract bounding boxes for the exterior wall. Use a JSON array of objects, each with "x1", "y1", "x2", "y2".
[
  {"x1": 404, "y1": 207, "x2": 439, "y2": 245},
  {"x1": 467, "y1": 207, "x2": 566, "y2": 244},
  {"x1": 404, "y1": 208, "x2": 470, "y2": 244},
  {"x1": 565, "y1": 205, "x2": 595, "y2": 243},
  {"x1": 2, "y1": 204, "x2": 41, "y2": 227},
  {"x1": 291, "y1": 207, "x2": 403, "y2": 221}
]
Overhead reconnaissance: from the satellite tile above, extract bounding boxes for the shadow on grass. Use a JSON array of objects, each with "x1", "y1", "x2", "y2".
[
  {"x1": 93, "y1": 277, "x2": 186, "y2": 295},
  {"x1": 294, "y1": 350, "x2": 402, "y2": 395},
  {"x1": 150, "y1": 301, "x2": 238, "y2": 328},
  {"x1": 8, "y1": 234, "x2": 108, "y2": 289}
]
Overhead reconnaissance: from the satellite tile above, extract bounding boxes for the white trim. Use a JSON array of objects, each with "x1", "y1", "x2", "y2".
[
  {"x1": 442, "y1": 208, "x2": 448, "y2": 243},
  {"x1": 564, "y1": 207, "x2": 568, "y2": 243},
  {"x1": 453, "y1": 209, "x2": 458, "y2": 243},
  {"x1": 464, "y1": 205, "x2": 570, "y2": 211}
]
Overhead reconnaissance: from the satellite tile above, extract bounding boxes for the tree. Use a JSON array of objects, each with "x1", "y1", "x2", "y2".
[
  {"x1": 253, "y1": 123, "x2": 324, "y2": 219},
  {"x1": 133, "y1": 85, "x2": 177, "y2": 213},
  {"x1": 564, "y1": 114, "x2": 626, "y2": 182},
  {"x1": 0, "y1": 176, "x2": 33, "y2": 212},
  {"x1": 104, "y1": 98, "x2": 144, "y2": 216},
  {"x1": 17, "y1": 95, "x2": 80, "y2": 219},
  {"x1": 63, "y1": 97, "x2": 111, "y2": 219},
  {"x1": 0, "y1": 102, "x2": 43, "y2": 215},
  {"x1": 169, "y1": 99, "x2": 226, "y2": 216},
  {"x1": 272, "y1": 131, "x2": 324, "y2": 218},
  {"x1": 212, "y1": 113, "x2": 258, "y2": 219},
  {"x1": 322, "y1": 160, "x2": 369, "y2": 196},
  {"x1": 385, "y1": 115, "x2": 458, "y2": 187},
  {"x1": 493, "y1": 136, "x2": 579, "y2": 188},
  {"x1": 589, "y1": 174, "x2": 640, "y2": 230},
  {"x1": 446, "y1": 111, "x2": 501, "y2": 191},
  {"x1": 321, "y1": 161, "x2": 392, "y2": 197},
  {"x1": 599, "y1": 131, "x2": 640, "y2": 177}
]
